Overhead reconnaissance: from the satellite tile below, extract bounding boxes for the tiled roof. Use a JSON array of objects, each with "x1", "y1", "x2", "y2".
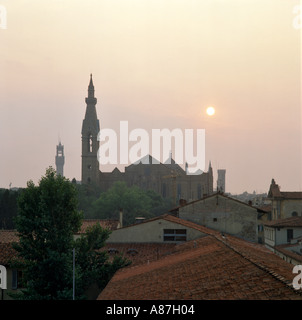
[
  {"x1": 77, "y1": 219, "x2": 120, "y2": 234},
  {"x1": 98, "y1": 233, "x2": 302, "y2": 300},
  {"x1": 169, "y1": 192, "x2": 268, "y2": 213},
  {"x1": 0, "y1": 243, "x2": 17, "y2": 265},
  {"x1": 268, "y1": 179, "x2": 302, "y2": 199},
  {"x1": 257, "y1": 204, "x2": 272, "y2": 213},
  {"x1": 103, "y1": 243, "x2": 178, "y2": 266},
  {"x1": 264, "y1": 217, "x2": 302, "y2": 228},
  {"x1": 114, "y1": 213, "x2": 221, "y2": 236},
  {"x1": 274, "y1": 243, "x2": 302, "y2": 263},
  {"x1": 281, "y1": 192, "x2": 302, "y2": 199},
  {"x1": 0, "y1": 230, "x2": 19, "y2": 243}
]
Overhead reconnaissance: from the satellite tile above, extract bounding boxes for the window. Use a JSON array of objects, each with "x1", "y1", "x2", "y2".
[
  {"x1": 213, "y1": 218, "x2": 217, "y2": 222},
  {"x1": 287, "y1": 229, "x2": 293, "y2": 242},
  {"x1": 163, "y1": 229, "x2": 187, "y2": 242},
  {"x1": 292, "y1": 211, "x2": 298, "y2": 217},
  {"x1": 88, "y1": 134, "x2": 93, "y2": 153},
  {"x1": 127, "y1": 249, "x2": 138, "y2": 256},
  {"x1": 108, "y1": 248, "x2": 119, "y2": 254}
]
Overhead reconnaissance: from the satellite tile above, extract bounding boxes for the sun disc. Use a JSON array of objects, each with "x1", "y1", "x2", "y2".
[{"x1": 206, "y1": 106, "x2": 215, "y2": 116}]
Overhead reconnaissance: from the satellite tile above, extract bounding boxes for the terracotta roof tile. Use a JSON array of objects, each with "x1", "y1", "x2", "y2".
[
  {"x1": 77, "y1": 219, "x2": 120, "y2": 234},
  {"x1": 264, "y1": 217, "x2": 302, "y2": 228},
  {"x1": 280, "y1": 192, "x2": 302, "y2": 199},
  {"x1": 103, "y1": 243, "x2": 177, "y2": 266},
  {"x1": 0, "y1": 230, "x2": 19, "y2": 243},
  {"x1": 117, "y1": 213, "x2": 221, "y2": 237},
  {"x1": 274, "y1": 243, "x2": 302, "y2": 263},
  {"x1": 268, "y1": 179, "x2": 302, "y2": 199},
  {"x1": 0, "y1": 243, "x2": 17, "y2": 265},
  {"x1": 98, "y1": 234, "x2": 302, "y2": 300}
]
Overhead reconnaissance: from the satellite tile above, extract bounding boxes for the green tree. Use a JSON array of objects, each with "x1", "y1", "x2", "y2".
[
  {"x1": 12, "y1": 168, "x2": 129, "y2": 300},
  {"x1": 91, "y1": 181, "x2": 173, "y2": 225},
  {"x1": 74, "y1": 223, "x2": 130, "y2": 297},
  {"x1": 0, "y1": 188, "x2": 21, "y2": 229},
  {"x1": 75, "y1": 182, "x2": 101, "y2": 219}
]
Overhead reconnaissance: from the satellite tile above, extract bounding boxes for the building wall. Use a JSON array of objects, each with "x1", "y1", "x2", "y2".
[
  {"x1": 179, "y1": 195, "x2": 259, "y2": 242},
  {"x1": 281, "y1": 199, "x2": 302, "y2": 218},
  {"x1": 264, "y1": 226, "x2": 302, "y2": 247},
  {"x1": 98, "y1": 162, "x2": 213, "y2": 203},
  {"x1": 273, "y1": 249, "x2": 301, "y2": 265},
  {"x1": 107, "y1": 219, "x2": 207, "y2": 243},
  {"x1": 271, "y1": 199, "x2": 302, "y2": 220},
  {"x1": 275, "y1": 228, "x2": 302, "y2": 246},
  {"x1": 264, "y1": 226, "x2": 275, "y2": 248},
  {"x1": 1, "y1": 268, "x2": 22, "y2": 300}
]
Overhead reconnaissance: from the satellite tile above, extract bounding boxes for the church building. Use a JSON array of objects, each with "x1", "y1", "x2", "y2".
[{"x1": 81, "y1": 75, "x2": 213, "y2": 203}]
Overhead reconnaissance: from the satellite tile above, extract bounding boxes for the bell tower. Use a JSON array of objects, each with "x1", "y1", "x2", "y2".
[
  {"x1": 55, "y1": 141, "x2": 65, "y2": 176},
  {"x1": 81, "y1": 74, "x2": 100, "y2": 185}
]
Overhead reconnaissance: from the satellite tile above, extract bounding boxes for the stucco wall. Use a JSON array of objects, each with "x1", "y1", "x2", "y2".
[
  {"x1": 275, "y1": 228, "x2": 302, "y2": 246},
  {"x1": 179, "y1": 195, "x2": 258, "y2": 242},
  {"x1": 281, "y1": 199, "x2": 302, "y2": 218},
  {"x1": 107, "y1": 219, "x2": 206, "y2": 243},
  {"x1": 265, "y1": 226, "x2": 302, "y2": 247}
]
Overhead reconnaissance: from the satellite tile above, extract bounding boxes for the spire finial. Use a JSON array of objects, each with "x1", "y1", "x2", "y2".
[
  {"x1": 89, "y1": 73, "x2": 93, "y2": 86},
  {"x1": 88, "y1": 73, "x2": 95, "y2": 98}
]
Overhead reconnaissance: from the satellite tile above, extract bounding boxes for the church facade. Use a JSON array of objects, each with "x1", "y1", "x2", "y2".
[{"x1": 81, "y1": 75, "x2": 213, "y2": 203}]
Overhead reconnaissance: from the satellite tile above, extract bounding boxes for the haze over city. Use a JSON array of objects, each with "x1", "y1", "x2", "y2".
[{"x1": 0, "y1": 0, "x2": 301, "y2": 194}]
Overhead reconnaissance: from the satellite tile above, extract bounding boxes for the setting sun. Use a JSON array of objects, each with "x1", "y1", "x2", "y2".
[{"x1": 206, "y1": 106, "x2": 215, "y2": 116}]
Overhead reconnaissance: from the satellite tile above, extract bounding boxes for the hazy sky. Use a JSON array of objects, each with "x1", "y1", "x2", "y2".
[{"x1": 0, "y1": 0, "x2": 301, "y2": 194}]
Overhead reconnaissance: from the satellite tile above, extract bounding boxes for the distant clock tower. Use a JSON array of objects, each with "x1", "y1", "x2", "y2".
[{"x1": 55, "y1": 141, "x2": 65, "y2": 176}]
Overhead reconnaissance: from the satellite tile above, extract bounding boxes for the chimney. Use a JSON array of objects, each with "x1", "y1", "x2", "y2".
[{"x1": 119, "y1": 208, "x2": 123, "y2": 228}]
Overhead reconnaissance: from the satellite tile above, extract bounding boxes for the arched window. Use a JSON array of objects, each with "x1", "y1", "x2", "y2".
[
  {"x1": 88, "y1": 134, "x2": 93, "y2": 153},
  {"x1": 292, "y1": 211, "x2": 298, "y2": 217}
]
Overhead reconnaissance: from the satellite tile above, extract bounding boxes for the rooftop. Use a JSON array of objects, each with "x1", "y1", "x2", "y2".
[
  {"x1": 98, "y1": 232, "x2": 302, "y2": 300},
  {"x1": 103, "y1": 243, "x2": 177, "y2": 266},
  {"x1": 275, "y1": 243, "x2": 302, "y2": 263},
  {"x1": 0, "y1": 230, "x2": 19, "y2": 243},
  {"x1": 77, "y1": 219, "x2": 120, "y2": 234},
  {"x1": 264, "y1": 216, "x2": 302, "y2": 228},
  {"x1": 168, "y1": 192, "x2": 269, "y2": 214},
  {"x1": 268, "y1": 179, "x2": 302, "y2": 199},
  {"x1": 0, "y1": 243, "x2": 16, "y2": 265}
]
